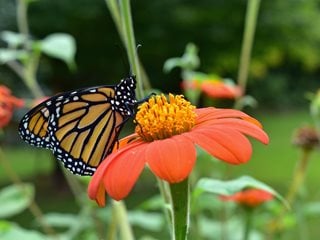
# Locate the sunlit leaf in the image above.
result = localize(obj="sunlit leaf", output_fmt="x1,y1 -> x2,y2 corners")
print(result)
0,31 -> 27,48
163,43 -> 200,73
0,49 -> 27,64
40,33 -> 76,70
163,58 -> 183,73
0,183 -> 34,218
195,176 -> 288,208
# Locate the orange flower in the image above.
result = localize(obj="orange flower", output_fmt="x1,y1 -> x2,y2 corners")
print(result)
220,189 -> 274,208
180,79 -> 201,90
88,94 -> 269,206
0,85 -> 24,128
201,80 -> 242,99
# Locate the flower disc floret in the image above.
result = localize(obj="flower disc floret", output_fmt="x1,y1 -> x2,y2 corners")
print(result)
135,94 -> 196,141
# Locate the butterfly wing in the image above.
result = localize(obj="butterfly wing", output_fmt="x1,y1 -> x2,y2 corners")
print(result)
19,86 -> 127,176
19,102 -> 52,149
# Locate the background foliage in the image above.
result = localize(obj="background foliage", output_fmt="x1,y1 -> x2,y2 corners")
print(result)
1,0 -> 320,108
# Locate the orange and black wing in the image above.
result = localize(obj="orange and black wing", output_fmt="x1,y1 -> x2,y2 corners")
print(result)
19,87 -> 125,176
19,76 -> 137,176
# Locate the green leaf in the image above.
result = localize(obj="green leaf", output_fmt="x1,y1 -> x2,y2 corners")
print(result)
163,43 -> 200,73
195,176 -> 288,209
198,216 -> 263,240
0,183 -> 35,218
42,213 -> 78,228
138,195 -> 164,211
163,58 -> 184,73
0,49 -> 27,64
0,221 -> 48,240
303,202 -> 320,217
40,33 -> 76,70
235,95 -> 258,109
0,31 -> 27,48
128,211 -> 164,232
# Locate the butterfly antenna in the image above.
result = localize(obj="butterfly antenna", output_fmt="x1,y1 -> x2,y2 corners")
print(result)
114,43 -> 131,77
130,44 -> 142,76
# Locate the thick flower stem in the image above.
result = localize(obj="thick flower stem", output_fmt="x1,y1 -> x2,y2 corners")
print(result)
119,0 -> 143,99
112,200 -> 135,240
268,148 -> 311,236
237,0 -> 261,91
169,178 -> 190,240
17,0 -> 29,43
13,0 -> 44,98
157,179 -> 173,234
243,208 -> 254,240
235,0 -> 261,110
286,148 -> 311,204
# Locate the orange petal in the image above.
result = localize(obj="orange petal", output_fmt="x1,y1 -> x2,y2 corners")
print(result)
195,107 -> 248,120
194,108 -> 269,145
104,141 -> 147,200
88,153 -> 115,206
195,107 -> 262,128
186,128 -> 252,164
146,135 -> 196,183
195,118 -> 269,145
95,182 -> 106,207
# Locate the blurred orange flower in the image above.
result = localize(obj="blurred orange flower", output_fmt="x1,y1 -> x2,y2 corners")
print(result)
32,96 -> 50,107
180,79 -> 200,90
220,189 -> 274,208
88,94 -> 269,206
201,80 -> 243,99
0,85 -> 24,128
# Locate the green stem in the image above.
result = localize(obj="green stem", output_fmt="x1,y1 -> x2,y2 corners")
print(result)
105,0 -> 124,42
112,200 -> 135,240
12,0 -> 44,97
16,0 -> 29,40
236,0 -> 261,93
243,208 -> 254,240
267,148 -> 311,236
157,178 -> 173,235
106,204 -> 118,240
106,0 -> 151,94
119,0 -> 143,99
169,178 -> 190,240
23,52 -> 45,98
286,148 -> 311,204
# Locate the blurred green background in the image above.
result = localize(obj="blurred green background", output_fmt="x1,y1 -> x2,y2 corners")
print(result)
1,0 -> 320,239
1,0 -> 320,108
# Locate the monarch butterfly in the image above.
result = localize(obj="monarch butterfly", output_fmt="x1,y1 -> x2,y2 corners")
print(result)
19,76 -> 138,176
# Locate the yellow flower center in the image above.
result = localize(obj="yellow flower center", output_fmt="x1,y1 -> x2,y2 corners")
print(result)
135,94 -> 196,141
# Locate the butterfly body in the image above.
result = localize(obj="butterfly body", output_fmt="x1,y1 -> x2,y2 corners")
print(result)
19,76 -> 137,176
